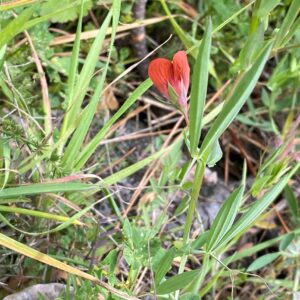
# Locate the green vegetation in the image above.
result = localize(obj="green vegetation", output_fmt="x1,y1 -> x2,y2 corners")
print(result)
0,0 -> 299,299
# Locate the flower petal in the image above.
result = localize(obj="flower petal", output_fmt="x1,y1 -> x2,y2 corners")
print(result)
148,58 -> 173,98
172,51 -> 190,95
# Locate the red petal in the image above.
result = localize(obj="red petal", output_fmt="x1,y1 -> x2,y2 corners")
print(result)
148,58 -> 173,98
172,51 -> 190,95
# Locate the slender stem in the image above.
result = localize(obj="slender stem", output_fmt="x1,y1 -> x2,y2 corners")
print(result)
182,160 -> 206,244
175,159 -> 206,299
193,252 -> 210,293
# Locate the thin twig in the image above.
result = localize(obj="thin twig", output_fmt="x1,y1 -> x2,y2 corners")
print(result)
23,30 -> 53,143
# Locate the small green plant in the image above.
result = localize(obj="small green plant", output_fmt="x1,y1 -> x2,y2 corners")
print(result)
0,0 -> 299,299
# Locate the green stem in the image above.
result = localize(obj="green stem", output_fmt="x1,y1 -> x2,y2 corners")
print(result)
175,159 -> 206,299
182,160 -> 206,244
193,252 -> 210,294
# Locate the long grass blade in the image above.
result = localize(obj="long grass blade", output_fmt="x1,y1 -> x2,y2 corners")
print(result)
62,0 -> 121,168
216,162 -> 300,251
189,18 -> 212,157
60,10 -> 112,136
0,182 -> 97,199
198,43 -> 272,159
74,79 -> 152,169
0,4 -> 36,48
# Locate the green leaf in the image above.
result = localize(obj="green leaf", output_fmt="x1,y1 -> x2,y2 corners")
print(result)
181,293 -> 200,300
62,0 -> 121,168
156,269 -> 200,295
0,0 -> 38,11
60,10 -> 112,138
206,140 -> 222,168
236,20 -> 264,70
280,17 -> 300,47
102,140 -> 182,186
0,4 -> 36,48
284,185 -> 299,220
74,79 -> 152,170
102,249 -> 118,285
199,42 -> 272,159
256,0 -> 280,17
247,253 -> 280,272
222,232 -> 288,265
159,0 -> 194,53
216,162 -> 300,251
0,182 -> 97,199
155,247 -> 176,285
279,233 -> 295,251
189,18 -> 212,157
40,0 -> 92,23
0,205 -> 82,225
206,185 -> 245,251
0,138 -> 10,190
64,0 -> 84,110
191,231 -> 209,250
274,0 -> 300,48
0,194 -> 111,236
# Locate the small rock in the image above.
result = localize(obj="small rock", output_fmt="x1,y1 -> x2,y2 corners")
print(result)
3,283 -> 73,300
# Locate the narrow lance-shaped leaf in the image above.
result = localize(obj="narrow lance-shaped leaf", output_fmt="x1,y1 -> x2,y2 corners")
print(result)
0,205 -> 82,225
0,139 -> 10,190
189,18 -> 212,157
199,42 -> 272,159
101,139 -> 182,186
60,10 -> 112,136
0,233 -> 138,300
159,0 -> 194,53
62,0 -> 120,168
247,253 -> 280,272
74,79 -> 152,170
155,247 -> 176,285
273,0 -> 300,49
206,162 -> 246,251
215,162 -> 300,251
64,0 -> 84,110
0,182 -> 97,199
156,269 -> 200,295
284,185 -> 299,219
0,4 -> 36,48
0,195 -> 111,236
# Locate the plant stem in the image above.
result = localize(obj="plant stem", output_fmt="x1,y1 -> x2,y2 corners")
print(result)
193,252 -> 210,293
182,159 -> 206,244
175,159 -> 206,299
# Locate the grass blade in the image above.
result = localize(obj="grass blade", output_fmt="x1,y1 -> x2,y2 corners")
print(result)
0,0 -> 37,11
199,42 -> 272,159
216,162 -> 300,251
0,205 -> 82,225
206,163 -> 246,251
60,10 -> 112,136
102,140 -> 182,186
0,182 -> 97,199
0,233 -> 138,300
62,0 -> 121,168
0,4 -> 36,48
274,0 -> 300,49
0,138 -> 10,190
64,0 -> 84,111
74,79 -> 152,170
189,18 -> 212,157
156,269 -> 200,294
159,0 -> 194,52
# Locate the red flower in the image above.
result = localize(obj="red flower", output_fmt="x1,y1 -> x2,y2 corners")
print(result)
148,51 -> 190,109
